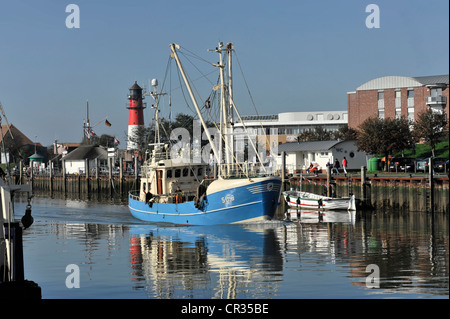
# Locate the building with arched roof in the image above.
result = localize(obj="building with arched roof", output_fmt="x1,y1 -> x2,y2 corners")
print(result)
347,75 -> 449,129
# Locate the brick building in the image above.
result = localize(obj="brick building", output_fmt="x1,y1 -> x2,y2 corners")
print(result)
347,75 -> 449,129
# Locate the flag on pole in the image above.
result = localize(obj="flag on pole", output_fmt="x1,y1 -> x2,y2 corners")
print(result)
114,137 -> 120,145
105,119 -> 112,127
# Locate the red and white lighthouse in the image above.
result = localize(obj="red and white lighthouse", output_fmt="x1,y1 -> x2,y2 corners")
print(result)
127,81 -> 146,150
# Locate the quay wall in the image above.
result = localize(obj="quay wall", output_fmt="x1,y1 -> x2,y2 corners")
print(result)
15,174 -> 138,201
288,175 -> 449,213
14,173 -> 449,213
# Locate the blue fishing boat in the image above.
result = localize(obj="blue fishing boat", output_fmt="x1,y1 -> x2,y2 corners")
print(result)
128,42 -> 281,225
129,176 -> 281,225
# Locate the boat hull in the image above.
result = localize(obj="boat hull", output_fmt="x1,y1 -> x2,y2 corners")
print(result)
129,177 -> 282,225
283,191 -> 356,211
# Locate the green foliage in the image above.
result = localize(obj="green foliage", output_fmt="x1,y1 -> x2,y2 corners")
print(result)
297,125 -> 357,142
397,139 -> 449,159
412,108 -> 448,157
356,116 -> 414,157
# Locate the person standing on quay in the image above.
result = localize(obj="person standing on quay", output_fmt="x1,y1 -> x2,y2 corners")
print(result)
342,157 -> 348,175
333,158 -> 340,174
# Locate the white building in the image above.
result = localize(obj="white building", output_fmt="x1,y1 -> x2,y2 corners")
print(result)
277,140 -> 370,174
235,111 -> 348,144
62,145 -> 108,174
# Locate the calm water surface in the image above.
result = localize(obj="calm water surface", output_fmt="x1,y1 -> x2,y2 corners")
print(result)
15,196 -> 448,299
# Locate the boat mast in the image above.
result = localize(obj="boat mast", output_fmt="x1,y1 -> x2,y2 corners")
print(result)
210,42 -> 235,176
85,100 -> 90,145
169,43 -> 221,167
225,43 -> 234,172
147,78 -> 166,148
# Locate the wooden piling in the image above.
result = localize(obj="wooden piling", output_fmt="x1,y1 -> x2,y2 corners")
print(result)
326,165 -> 331,197
429,157 -> 434,213
281,151 -> 286,191
361,166 -> 367,205
119,157 -> 123,195
49,161 -> 53,195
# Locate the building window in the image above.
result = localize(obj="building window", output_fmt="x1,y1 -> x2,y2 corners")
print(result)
378,91 -> 384,119
430,87 -> 442,97
407,89 -> 414,107
408,107 -> 414,122
395,90 -> 402,119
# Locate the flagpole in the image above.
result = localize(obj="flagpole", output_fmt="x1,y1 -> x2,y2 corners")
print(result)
87,100 -> 90,145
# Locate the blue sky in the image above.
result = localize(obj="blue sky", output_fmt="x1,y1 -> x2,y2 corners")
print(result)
0,0 -> 448,146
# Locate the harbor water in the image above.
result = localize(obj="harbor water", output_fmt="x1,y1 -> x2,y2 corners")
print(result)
15,195 -> 448,299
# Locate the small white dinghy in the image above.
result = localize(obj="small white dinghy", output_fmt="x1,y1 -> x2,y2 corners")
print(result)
282,190 -> 356,211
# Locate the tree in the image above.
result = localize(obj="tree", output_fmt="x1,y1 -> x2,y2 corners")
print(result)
81,134 -> 115,148
297,125 -> 332,142
333,125 -> 358,141
412,108 -> 448,157
296,125 -> 357,142
356,116 -> 414,170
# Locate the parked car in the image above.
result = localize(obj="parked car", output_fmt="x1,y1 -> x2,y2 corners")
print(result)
416,157 -> 449,173
433,157 -> 448,173
416,158 -> 429,172
389,157 -> 415,172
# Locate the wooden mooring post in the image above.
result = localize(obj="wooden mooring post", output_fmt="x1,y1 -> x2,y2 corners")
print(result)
326,165 -> 332,197
49,160 -> 53,195
428,157 -> 435,213
281,151 -> 286,192
361,166 -> 367,205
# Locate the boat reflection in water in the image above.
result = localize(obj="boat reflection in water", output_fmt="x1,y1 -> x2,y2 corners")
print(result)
285,209 -> 356,224
129,223 -> 284,298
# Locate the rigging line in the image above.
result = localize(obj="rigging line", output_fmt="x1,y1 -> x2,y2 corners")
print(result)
180,52 -> 216,86
204,102 -> 250,180
166,69 -> 218,93
175,65 -> 197,116
234,51 -> 270,146
179,51 -> 213,101
179,45 -> 215,66
156,56 -> 173,96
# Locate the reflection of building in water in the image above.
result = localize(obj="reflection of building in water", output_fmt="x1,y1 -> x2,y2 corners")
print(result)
53,222 -> 128,265
275,211 -> 449,295
129,227 -> 283,299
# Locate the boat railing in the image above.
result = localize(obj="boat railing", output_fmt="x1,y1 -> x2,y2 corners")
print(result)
129,189 -> 198,203
152,150 -> 170,161
129,191 -> 140,201
218,162 -> 274,178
